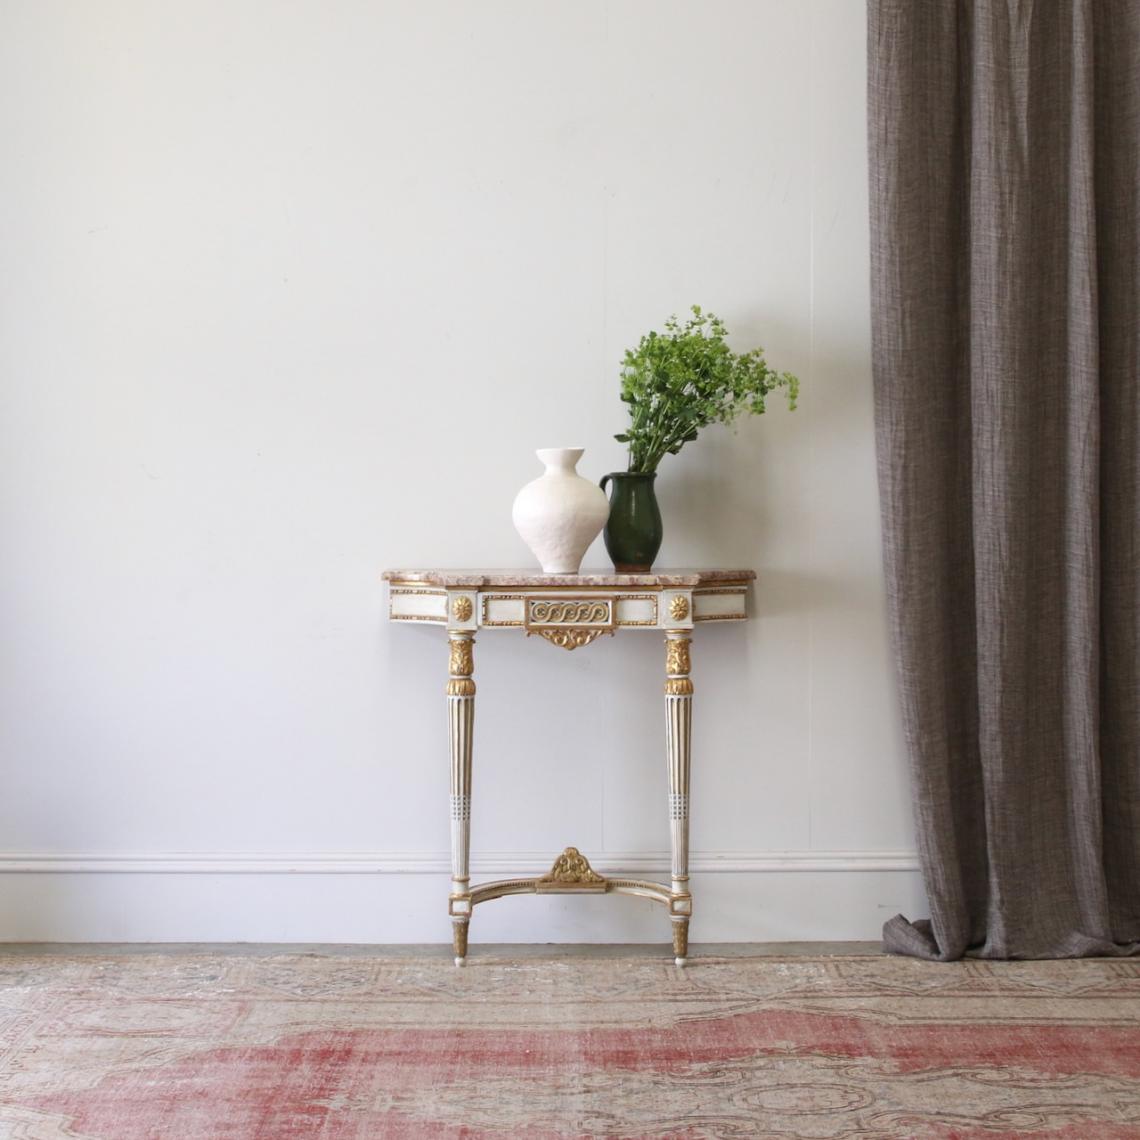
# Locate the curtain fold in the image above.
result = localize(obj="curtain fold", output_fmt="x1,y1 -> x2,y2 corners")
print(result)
868,0 -> 1139,960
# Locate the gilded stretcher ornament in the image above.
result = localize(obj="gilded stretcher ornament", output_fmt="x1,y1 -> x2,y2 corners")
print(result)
536,847 -> 606,892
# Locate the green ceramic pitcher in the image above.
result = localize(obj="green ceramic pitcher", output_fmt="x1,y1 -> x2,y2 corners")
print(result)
599,472 -> 663,573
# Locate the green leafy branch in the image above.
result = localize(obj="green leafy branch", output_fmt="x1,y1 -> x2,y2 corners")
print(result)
614,305 -> 798,474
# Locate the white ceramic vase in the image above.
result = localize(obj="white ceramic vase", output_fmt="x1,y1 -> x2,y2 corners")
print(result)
512,447 -> 610,574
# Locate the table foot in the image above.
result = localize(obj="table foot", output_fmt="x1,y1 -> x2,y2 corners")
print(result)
452,919 -> 469,966
672,917 -> 689,962
675,956 -> 687,968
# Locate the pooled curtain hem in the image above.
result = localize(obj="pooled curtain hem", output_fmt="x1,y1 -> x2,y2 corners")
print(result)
883,915 -> 1140,962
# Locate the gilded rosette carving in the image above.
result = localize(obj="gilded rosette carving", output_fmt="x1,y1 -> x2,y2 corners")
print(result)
451,596 -> 473,622
540,847 -> 605,885
449,635 -> 474,676
666,637 -> 691,676
668,595 -> 690,621
536,628 -> 609,650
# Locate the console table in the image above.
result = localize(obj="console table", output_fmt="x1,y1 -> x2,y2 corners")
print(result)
383,568 -> 754,966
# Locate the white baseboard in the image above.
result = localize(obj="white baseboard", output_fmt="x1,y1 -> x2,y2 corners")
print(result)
0,849 -> 920,875
0,851 -> 926,943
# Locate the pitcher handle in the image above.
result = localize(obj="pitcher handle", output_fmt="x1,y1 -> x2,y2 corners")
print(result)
600,473 -> 612,498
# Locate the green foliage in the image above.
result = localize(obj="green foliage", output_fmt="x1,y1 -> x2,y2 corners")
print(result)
615,305 -> 799,474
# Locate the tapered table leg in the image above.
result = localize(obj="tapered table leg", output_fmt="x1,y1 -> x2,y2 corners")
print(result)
665,631 -> 693,966
447,632 -> 475,966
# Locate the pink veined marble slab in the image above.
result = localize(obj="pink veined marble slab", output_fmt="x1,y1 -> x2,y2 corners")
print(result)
382,569 -> 755,587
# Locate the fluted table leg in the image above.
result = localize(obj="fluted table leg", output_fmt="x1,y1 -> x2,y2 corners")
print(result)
665,631 -> 693,966
447,632 -> 475,966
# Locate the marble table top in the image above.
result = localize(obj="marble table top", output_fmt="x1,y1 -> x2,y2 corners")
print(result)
382,568 -> 756,588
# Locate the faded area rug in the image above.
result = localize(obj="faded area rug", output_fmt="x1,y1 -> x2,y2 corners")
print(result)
1,952 -> 1138,1139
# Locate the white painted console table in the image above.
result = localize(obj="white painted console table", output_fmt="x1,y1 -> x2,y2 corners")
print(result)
383,568 -> 754,966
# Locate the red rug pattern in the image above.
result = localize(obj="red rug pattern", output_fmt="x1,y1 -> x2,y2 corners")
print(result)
0,952 -> 1138,1138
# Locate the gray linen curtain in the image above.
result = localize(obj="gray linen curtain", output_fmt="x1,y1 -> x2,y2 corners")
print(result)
868,0 -> 1139,960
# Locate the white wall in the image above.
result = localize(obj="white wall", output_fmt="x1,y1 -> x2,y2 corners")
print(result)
0,0 -> 924,942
